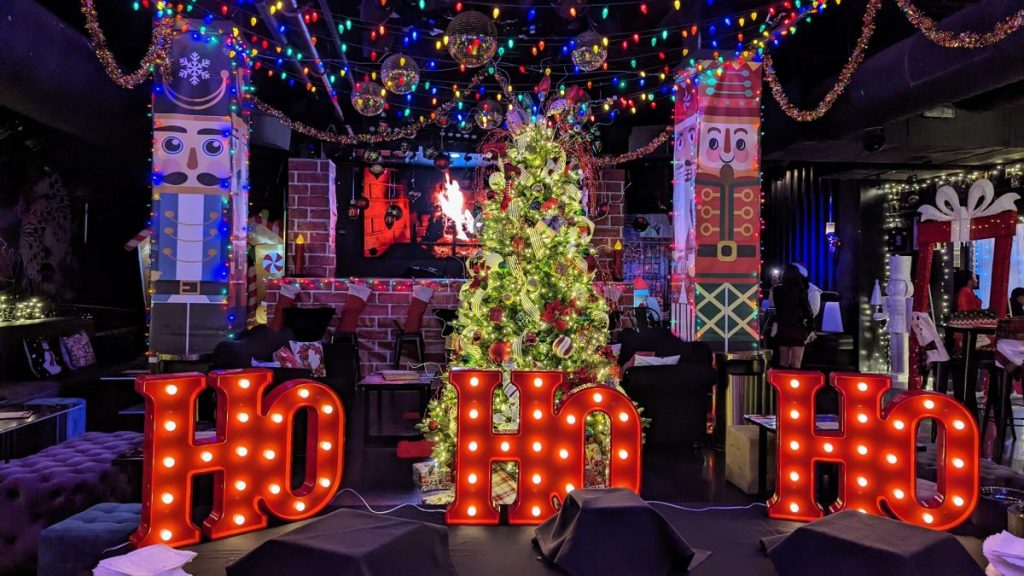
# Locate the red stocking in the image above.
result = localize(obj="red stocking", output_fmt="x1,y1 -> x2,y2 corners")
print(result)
270,284 -> 300,332
404,285 -> 434,332
338,284 -> 372,332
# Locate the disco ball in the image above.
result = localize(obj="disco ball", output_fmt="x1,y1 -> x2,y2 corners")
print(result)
572,31 -> 607,72
474,99 -> 504,130
351,81 -> 386,116
446,11 -> 497,68
381,53 -> 420,95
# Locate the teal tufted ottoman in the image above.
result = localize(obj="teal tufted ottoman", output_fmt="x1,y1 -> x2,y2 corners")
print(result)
38,502 -> 141,576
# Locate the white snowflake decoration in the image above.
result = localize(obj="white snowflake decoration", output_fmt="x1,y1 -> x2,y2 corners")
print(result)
178,52 -> 211,86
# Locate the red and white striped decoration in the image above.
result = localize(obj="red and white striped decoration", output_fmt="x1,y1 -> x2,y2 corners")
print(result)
247,262 -> 258,320
124,228 -> 152,251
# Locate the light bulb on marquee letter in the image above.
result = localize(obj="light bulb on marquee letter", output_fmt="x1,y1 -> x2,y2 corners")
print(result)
768,370 -> 979,531
131,369 -> 346,547
447,370 -> 642,525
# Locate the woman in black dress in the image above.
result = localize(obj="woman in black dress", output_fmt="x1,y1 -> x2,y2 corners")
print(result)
772,264 -> 814,368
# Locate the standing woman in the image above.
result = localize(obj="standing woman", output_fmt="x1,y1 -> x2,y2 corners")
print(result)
772,264 -> 815,368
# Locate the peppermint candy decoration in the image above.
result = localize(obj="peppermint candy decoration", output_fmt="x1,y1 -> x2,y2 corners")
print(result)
262,252 -> 284,275
552,334 -> 573,358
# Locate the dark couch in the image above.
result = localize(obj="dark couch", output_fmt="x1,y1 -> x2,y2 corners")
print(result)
0,317 -> 146,432
617,328 -> 718,448
210,326 -> 359,411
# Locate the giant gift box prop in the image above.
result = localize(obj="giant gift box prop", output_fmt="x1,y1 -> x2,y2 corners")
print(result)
909,180 -> 1019,389
768,370 -> 979,531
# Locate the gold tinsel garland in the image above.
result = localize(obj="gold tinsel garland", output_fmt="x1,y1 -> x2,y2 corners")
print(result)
894,0 -> 1024,49
594,125 -> 674,167
763,0 -> 882,122
81,0 -> 176,89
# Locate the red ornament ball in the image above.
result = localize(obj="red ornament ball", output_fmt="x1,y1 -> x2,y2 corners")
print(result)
488,340 -> 512,364
488,306 -> 504,323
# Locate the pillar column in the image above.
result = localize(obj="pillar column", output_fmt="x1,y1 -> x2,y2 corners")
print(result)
287,159 -> 337,278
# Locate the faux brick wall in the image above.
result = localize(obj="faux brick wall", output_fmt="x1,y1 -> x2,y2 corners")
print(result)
592,169 -> 626,278
287,159 -> 337,278
266,278 -> 634,376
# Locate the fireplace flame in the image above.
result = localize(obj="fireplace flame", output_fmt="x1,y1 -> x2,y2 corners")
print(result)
439,173 -> 474,240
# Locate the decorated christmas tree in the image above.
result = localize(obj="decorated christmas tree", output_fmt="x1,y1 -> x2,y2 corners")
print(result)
420,97 -> 638,487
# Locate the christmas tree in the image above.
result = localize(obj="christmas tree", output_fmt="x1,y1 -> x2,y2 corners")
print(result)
420,102 -> 635,483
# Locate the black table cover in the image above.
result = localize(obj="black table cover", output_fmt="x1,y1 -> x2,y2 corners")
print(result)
766,510 -> 984,576
225,509 -> 457,576
534,488 -> 697,576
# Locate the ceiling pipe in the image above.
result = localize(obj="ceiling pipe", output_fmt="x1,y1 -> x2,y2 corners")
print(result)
315,0 -> 356,136
765,0 -> 1024,152
0,0 -> 147,144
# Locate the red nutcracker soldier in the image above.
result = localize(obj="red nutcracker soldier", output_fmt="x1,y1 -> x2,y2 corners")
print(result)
675,61 -> 763,349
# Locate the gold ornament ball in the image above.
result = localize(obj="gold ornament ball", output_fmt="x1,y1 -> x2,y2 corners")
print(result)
381,53 -> 420,95
446,11 -> 498,68
351,81 -> 386,116
572,31 -> 607,72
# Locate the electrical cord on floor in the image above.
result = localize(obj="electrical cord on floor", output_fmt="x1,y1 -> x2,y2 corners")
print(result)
335,488 -> 446,515
646,501 -> 768,513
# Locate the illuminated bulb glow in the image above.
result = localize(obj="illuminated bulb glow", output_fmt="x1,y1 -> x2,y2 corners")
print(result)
559,449 -> 569,459
271,413 -> 284,423
470,377 -> 479,387
789,502 -> 800,513
857,477 -> 868,487
857,382 -> 868,392
952,496 -> 965,507
533,409 -> 543,420
320,441 -> 332,451
263,449 -> 276,460
532,441 -> 542,452
467,473 -> 478,484
163,457 -> 175,468
238,378 -> 251,389
789,440 -> 800,451
823,443 -> 834,453
236,446 -> 248,457
619,412 -> 629,422
294,501 -> 306,512
467,506 -> 477,517
565,483 -> 575,492
161,493 -> 174,504
237,412 -> 249,423
566,415 -> 577,425
923,399 -> 935,409
500,441 -> 511,452
200,451 -> 213,462
857,413 -> 868,424
952,458 -> 965,469
593,392 -> 604,403
531,506 -> 542,517
159,529 -> 173,542
233,514 -> 245,525
953,420 -> 966,430
789,379 -> 800,389
469,409 -> 479,419
322,405 -> 334,414
234,480 -> 247,491
857,445 -> 868,455
532,474 -> 542,485
468,441 -> 479,452
789,409 -> 800,420
886,454 -> 898,464
893,488 -> 905,499
789,471 -> 800,482
923,513 -> 934,524
298,388 -> 310,399
165,384 -> 178,395
164,421 -> 177,432
269,484 -> 281,494
319,478 -> 331,488
893,420 -> 905,430
533,377 -> 543,388
618,449 -> 629,460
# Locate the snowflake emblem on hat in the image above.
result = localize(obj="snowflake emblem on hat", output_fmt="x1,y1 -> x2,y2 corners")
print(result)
179,52 -> 211,86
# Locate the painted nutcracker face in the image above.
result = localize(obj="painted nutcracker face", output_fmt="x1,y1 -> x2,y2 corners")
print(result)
674,115 -> 697,185
699,121 -> 757,172
154,114 -> 231,190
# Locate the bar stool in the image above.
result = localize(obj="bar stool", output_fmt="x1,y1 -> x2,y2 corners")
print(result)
392,285 -> 433,369
334,283 -> 372,380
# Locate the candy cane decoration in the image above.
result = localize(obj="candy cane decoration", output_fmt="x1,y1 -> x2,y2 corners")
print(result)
124,228 -> 152,251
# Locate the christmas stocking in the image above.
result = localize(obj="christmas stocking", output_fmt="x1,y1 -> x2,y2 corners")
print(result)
404,285 -> 435,333
338,284 -> 372,332
270,284 -> 300,332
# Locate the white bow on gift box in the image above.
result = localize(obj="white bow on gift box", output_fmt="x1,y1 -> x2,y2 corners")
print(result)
918,179 -> 1020,243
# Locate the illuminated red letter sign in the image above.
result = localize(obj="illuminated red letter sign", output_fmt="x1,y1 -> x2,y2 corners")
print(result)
131,369 -> 345,547
768,370 -> 979,530
447,370 -> 642,525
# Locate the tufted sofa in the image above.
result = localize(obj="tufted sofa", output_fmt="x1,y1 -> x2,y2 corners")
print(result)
0,430 -> 142,575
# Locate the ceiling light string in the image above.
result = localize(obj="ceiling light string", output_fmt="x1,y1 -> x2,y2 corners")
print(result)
894,0 -> 1024,49
762,0 -> 882,122
80,0 -> 176,89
